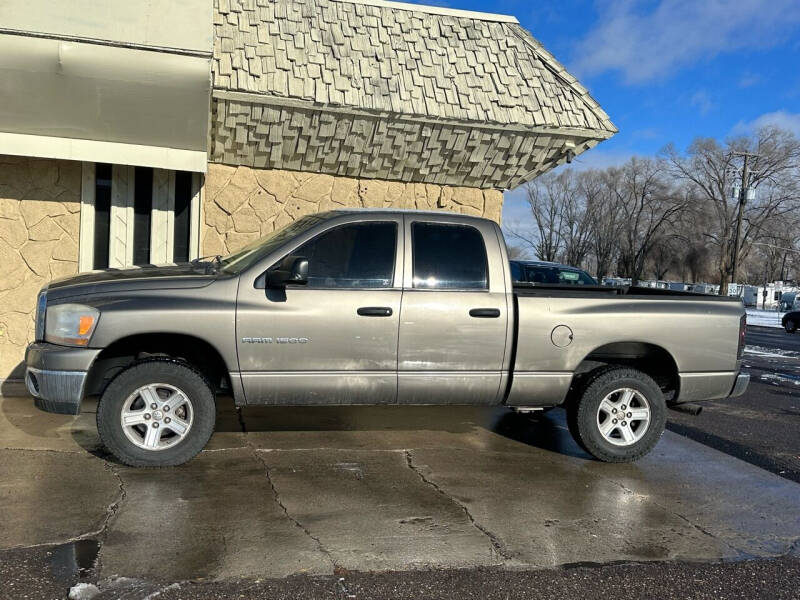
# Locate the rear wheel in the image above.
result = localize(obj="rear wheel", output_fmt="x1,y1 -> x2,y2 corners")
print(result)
567,367 -> 666,462
97,361 -> 215,467
785,320 -> 796,333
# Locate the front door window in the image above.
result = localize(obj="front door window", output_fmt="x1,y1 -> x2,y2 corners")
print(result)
292,222 -> 397,289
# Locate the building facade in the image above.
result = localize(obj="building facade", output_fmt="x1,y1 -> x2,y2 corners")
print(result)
0,0 -> 615,383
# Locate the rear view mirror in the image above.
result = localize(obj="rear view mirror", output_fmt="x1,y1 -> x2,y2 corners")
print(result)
266,256 -> 309,288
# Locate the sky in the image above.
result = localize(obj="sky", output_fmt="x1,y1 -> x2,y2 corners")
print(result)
403,0 -> 800,231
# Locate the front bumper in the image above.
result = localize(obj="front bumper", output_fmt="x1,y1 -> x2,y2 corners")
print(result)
26,367 -> 87,415
25,343 -> 101,415
728,372 -> 750,398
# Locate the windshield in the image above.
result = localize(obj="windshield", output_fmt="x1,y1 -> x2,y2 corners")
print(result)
218,213 -> 330,274
523,265 -> 597,286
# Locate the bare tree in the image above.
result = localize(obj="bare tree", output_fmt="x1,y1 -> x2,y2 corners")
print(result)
584,170 -> 622,281
666,126 -> 800,294
560,172 -> 595,268
682,242 -> 711,283
505,174 -> 566,261
649,235 -> 681,280
505,242 -> 530,260
741,214 -> 800,284
607,157 -> 688,286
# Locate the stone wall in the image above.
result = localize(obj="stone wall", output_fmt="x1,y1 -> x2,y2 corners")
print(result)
0,156 -> 81,380
202,164 -> 503,256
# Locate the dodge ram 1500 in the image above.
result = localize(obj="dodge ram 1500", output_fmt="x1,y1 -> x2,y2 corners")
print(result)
26,209 -> 748,466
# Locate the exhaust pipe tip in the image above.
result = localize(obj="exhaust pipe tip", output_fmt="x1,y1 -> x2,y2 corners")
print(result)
669,402 -> 703,416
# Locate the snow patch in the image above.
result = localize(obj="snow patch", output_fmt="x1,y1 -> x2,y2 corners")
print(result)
759,372 -> 800,386
143,583 -> 181,599
745,309 -> 785,329
68,583 -> 100,600
744,345 -> 800,359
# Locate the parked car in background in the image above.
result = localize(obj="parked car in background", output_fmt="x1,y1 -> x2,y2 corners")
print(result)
782,311 -> 800,333
510,260 -> 598,286
779,291 -> 798,312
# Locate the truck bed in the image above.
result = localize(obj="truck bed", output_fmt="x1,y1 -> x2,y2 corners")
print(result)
506,285 -> 745,407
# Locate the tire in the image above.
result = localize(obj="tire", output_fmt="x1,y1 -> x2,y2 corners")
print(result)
785,320 -> 796,334
566,366 -> 666,463
97,360 -> 216,467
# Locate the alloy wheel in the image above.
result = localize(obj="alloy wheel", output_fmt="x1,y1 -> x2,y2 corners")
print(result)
120,383 -> 194,451
596,388 -> 651,447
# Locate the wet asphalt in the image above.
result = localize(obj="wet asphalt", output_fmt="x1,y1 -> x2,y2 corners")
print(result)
2,542 -> 799,600
668,325 -> 800,483
1,325 -> 799,599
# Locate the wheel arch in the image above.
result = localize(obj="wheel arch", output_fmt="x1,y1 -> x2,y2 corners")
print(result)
85,333 -> 233,399
573,341 -> 680,401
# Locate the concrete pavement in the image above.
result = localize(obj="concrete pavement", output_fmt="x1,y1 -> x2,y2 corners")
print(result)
666,325 -> 800,483
2,394 -> 799,591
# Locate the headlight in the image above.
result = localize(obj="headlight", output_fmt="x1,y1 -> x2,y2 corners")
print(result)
45,304 -> 100,347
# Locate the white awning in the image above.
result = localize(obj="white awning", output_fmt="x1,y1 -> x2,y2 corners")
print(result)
0,0 -> 212,172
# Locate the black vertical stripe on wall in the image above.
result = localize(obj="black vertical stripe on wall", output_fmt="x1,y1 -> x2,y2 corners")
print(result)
173,171 -> 192,263
93,164 -> 112,270
133,167 -> 153,265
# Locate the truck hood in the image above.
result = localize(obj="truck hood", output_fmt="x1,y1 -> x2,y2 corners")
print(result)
46,264 -> 220,300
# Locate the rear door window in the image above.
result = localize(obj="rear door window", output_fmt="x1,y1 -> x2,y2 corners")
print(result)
411,223 -> 488,290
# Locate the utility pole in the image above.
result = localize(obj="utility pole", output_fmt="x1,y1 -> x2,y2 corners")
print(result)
730,151 -> 758,290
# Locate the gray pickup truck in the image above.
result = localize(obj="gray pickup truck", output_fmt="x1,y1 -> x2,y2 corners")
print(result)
26,209 -> 748,466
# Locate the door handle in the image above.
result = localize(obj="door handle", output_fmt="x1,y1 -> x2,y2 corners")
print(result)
357,306 -> 393,317
469,308 -> 501,318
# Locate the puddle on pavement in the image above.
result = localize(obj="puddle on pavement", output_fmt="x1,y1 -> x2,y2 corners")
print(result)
49,539 -> 100,586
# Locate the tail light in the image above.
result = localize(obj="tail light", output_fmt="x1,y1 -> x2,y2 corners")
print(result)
738,314 -> 746,359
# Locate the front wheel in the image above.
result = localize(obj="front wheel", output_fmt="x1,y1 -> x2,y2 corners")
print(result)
785,320 -> 796,333
97,360 -> 216,467
567,367 -> 666,463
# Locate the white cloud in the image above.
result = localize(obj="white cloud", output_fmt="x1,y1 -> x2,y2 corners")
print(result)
731,110 -> 800,137
689,90 -> 714,116
572,0 -> 800,84
738,72 -> 761,88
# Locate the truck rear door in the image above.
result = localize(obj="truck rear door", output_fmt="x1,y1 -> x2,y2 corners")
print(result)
396,214 -> 509,404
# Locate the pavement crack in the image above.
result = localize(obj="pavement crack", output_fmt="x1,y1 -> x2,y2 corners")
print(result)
0,447 -> 84,454
96,462 -> 126,541
87,462 -> 127,576
6,463 -> 130,564
248,444 -> 338,571
606,479 -> 748,559
236,406 -> 247,433
782,536 -> 800,558
404,450 -> 512,562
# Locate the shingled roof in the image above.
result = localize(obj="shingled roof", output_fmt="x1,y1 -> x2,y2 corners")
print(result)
209,0 -> 616,189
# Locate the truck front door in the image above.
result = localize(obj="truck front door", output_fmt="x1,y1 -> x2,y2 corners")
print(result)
236,217 -> 403,405
397,216 -> 509,404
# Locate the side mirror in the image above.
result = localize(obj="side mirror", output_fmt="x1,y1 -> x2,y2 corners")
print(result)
266,256 -> 308,288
